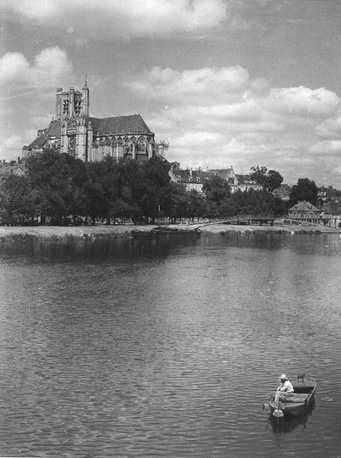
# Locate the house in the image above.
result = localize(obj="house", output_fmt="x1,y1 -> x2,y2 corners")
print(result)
209,166 -> 239,191
169,164 -> 210,193
235,174 -> 262,192
169,164 -> 263,194
288,201 -> 321,223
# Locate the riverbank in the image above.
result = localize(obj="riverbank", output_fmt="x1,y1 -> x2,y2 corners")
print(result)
0,222 -> 338,242
197,223 -> 338,234
0,224 -> 158,240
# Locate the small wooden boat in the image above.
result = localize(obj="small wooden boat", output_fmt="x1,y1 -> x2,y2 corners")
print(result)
265,375 -> 317,418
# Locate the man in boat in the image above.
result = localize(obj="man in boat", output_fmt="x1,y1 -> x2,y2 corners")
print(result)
277,374 -> 294,394
274,374 -> 294,404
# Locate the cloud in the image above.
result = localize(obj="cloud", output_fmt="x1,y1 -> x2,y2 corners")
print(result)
1,0 -> 229,39
0,47 -> 73,159
265,87 -> 339,118
127,66 -> 339,120
127,66 -> 252,103
172,131 -> 225,148
315,116 -> 341,139
0,52 -> 29,86
0,47 -> 73,89
128,65 -> 341,185
0,131 -> 35,159
1,135 -> 22,149
309,140 -> 341,156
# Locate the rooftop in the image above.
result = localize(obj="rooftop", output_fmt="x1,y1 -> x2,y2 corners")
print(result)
90,114 -> 152,136
26,114 -> 153,150
289,201 -> 320,212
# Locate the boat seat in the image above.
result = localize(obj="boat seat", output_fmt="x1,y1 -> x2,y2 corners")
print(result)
281,393 -> 308,403
293,386 -> 314,392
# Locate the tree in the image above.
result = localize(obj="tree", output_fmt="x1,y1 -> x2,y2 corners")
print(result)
250,166 -> 283,192
267,170 -> 284,192
289,178 -> 318,206
0,174 -> 34,224
187,189 -> 207,221
166,183 -> 189,222
202,175 -> 231,203
25,148 -> 87,223
83,161 -> 108,223
132,156 -> 171,223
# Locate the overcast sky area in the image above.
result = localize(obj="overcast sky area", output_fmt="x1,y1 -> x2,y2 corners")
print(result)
1,0 -> 341,186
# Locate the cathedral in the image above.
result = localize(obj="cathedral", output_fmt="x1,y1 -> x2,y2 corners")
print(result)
23,80 -> 162,162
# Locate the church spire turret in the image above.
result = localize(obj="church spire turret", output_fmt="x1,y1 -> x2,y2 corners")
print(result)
82,74 -> 89,116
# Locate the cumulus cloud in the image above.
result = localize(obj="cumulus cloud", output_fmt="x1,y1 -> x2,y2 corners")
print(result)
128,65 -> 341,184
0,47 -> 73,159
127,66 -> 338,118
266,87 -> 339,118
127,66 -> 252,103
315,116 -> 341,139
0,47 -> 73,89
1,0 -> 228,39
0,52 -> 29,86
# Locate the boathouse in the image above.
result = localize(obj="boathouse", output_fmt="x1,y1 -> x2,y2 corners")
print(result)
288,201 -> 321,224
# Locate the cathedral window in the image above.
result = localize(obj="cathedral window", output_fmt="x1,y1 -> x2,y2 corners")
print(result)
137,142 -> 146,153
63,100 -> 69,115
75,100 -> 82,115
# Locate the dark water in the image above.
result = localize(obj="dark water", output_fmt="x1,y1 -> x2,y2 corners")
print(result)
0,232 -> 341,457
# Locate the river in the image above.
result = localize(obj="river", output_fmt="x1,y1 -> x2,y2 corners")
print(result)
0,231 -> 340,457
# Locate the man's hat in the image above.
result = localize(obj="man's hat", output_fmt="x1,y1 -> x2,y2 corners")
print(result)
279,374 -> 287,380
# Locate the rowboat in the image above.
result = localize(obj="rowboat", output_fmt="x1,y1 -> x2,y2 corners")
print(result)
265,376 -> 317,418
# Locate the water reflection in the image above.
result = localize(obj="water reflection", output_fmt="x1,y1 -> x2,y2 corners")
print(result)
201,231 -> 341,256
0,231 -> 200,263
269,401 -> 315,434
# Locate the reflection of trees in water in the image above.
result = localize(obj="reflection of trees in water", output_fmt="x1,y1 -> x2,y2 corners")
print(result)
202,231 -> 341,256
0,232 -> 200,263
269,399 -> 315,435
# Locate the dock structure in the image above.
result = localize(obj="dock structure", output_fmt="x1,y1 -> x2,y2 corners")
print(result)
195,215 -> 341,230
221,217 -> 275,226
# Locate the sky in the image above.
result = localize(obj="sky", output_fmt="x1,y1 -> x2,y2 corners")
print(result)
1,0 -> 341,187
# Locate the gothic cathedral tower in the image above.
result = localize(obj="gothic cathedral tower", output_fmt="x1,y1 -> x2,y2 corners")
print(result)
57,78 -> 91,161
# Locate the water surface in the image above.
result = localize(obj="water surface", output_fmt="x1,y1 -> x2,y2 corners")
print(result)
0,232 -> 341,457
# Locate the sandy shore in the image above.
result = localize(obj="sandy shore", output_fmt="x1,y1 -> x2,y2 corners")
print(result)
0,222 -> 338,241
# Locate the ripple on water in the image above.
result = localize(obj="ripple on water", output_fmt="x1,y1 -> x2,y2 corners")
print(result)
0,234 -> 341,457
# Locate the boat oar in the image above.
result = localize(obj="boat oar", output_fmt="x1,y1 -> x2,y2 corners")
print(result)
273,389 -> 284,418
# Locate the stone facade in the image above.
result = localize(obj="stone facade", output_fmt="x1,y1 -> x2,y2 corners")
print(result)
23,81 -> 159,162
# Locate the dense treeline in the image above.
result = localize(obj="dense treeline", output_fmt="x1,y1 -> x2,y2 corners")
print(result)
288,178 -> 318,206
0,150 -> 287,225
